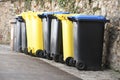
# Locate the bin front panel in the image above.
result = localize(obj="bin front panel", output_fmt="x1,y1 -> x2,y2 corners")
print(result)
15,20 -> 21,52
73,22 -> 79,61
50,19 -> 58,55
21,22 -> 27,51
31,15 -> 44,54
42,18 -> 51,53
57,20 -> 63,56
11,21 -> 16,51
62,20 -> 74,61
24,14 -> 33,52
13,20 -> 17,51
50,19 -> 63,57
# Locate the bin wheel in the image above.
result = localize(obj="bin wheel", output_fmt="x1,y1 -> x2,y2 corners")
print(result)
76,61 -> 86,70
65,57 -> 73,66
59,54 -> 64,63
29,50 -> 33,56
36,50 -> 42,57
39,51 -> 45,58
53,54 -> 60,62
20,47 -> 22,53
20,49 -> 24,53
24,48 -> 28,55
43,50 -> 47,58
69,58 -> 76,67
46,53 -> 52,60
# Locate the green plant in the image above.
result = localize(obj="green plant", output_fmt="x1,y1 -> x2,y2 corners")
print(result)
39,0 -> 45,8
35,0 -> 40,5
89,0 -> 92,5
34,0 -> 53,8
24,0 -> 32,11
57,0 -> 79,13
93,7 -> 101,13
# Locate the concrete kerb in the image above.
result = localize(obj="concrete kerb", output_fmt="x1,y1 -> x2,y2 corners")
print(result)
38,57 -> 120,80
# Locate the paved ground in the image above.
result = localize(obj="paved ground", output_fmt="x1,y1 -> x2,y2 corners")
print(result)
0,45 -> 120,80
0,45 -> 81,80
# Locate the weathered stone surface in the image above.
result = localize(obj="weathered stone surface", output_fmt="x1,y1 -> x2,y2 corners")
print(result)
0,1 -> 15,44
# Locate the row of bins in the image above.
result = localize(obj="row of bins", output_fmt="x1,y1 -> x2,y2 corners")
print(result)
12,11 -> 109,70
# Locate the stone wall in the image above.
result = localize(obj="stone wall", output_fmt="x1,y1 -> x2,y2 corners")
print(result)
0,1 -> 15,44
0,0 -> 120,71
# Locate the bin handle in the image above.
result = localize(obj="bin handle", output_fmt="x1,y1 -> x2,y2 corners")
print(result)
17,16 -> 25,22
48,15 -> 57,19
67,17 -> 77,22
38,15 -> 47,18
106,20 -> 110,22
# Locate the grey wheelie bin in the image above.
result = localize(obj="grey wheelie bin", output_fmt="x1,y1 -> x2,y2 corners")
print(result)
38,12 -> 53,59
49,15 -> 63,63
38,12 -> 69,60
17,16 -> 27,53
68,15 -> 109,70
14,16 -> 27,53
14,16 -> 22,52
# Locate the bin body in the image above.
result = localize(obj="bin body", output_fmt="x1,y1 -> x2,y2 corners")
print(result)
50,18 -> 63,62
10,19 -> 16,51
10,22 -> 14,51
22,12 -> 33,53
14,18 -> 22,52
31,14 -> 44,55
68,15 -> 107,70
20,19 -> 27,52
42,17 -> 51,55
62,20 -> 74,61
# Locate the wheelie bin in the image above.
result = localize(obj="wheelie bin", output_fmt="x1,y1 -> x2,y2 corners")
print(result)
68,15 -> 109,70
50,14 -> 78,63
14,16 -> 22,52
38,12 -> 69,59
54,14 -> 80,65
17,15 -> 27,53
49,15 -> 63,63
30,12 -> 44,56
22,11 -> 33,54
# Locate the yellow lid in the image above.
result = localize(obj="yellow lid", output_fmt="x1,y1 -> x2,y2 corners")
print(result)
20,11 -> 33,20
35,12 -> 44,15
54,14 -> 80,20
